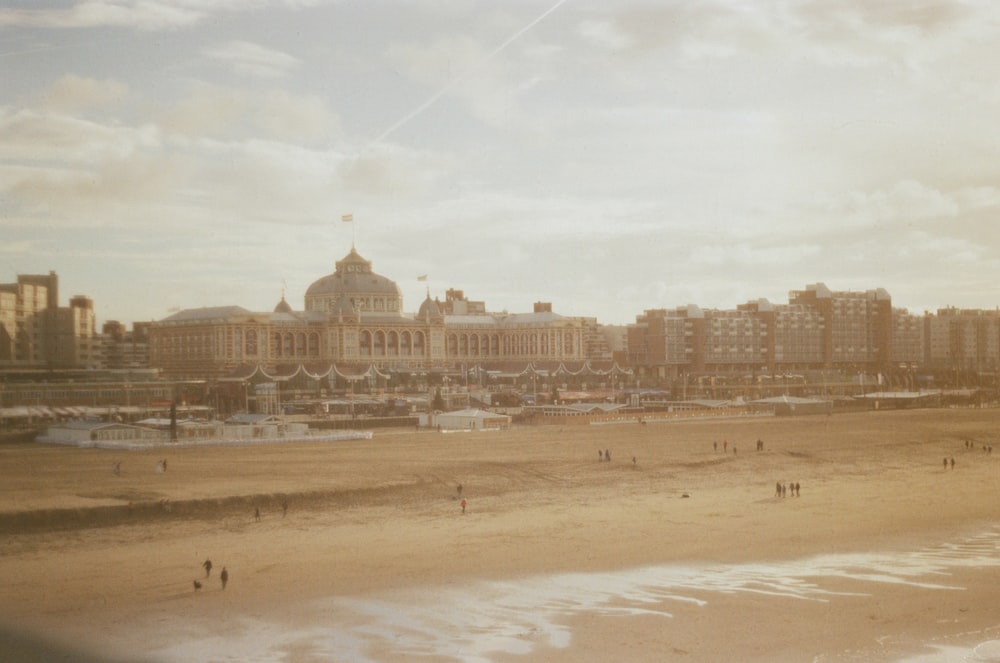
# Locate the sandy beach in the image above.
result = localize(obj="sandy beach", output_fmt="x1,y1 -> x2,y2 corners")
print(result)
2,408 -> 1000,662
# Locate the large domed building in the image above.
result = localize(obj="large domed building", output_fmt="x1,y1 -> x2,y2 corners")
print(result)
148,246 -> 608,378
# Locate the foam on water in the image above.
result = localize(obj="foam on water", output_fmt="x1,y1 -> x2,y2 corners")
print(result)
144,528 -> 1000,662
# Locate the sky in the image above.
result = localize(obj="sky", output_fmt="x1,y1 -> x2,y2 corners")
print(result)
2,0 -> 1000,327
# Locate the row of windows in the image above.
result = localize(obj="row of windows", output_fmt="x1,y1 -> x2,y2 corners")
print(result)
445,332 -> 579,357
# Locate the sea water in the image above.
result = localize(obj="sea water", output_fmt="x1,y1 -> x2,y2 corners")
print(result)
145,528 -> 1000,662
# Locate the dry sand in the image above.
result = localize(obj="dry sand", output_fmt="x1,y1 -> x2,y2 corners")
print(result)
1,408 -> 1000,662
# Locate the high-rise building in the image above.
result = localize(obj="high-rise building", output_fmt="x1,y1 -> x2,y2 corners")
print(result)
0,271 -> 98,369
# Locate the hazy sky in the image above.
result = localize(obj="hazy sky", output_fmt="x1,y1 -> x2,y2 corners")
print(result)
2,1 -> 999,326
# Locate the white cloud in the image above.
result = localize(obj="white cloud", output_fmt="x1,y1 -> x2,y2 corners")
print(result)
204,40 -> 301,78
33,74 -> 128,113
0,0 -> 325,31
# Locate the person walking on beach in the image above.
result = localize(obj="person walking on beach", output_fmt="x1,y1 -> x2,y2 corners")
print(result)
775,481 -> 782,497
254,506 -> 260,521
460,498 -> 467,514
605,449 -> 611,462
795,482 -> 800,496
944,457 -> 949,470
950,457 -> 955,469
203,559 -> 212,577
220,567 -> 228,589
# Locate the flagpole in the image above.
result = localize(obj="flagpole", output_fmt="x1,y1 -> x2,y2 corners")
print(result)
342,213 -> 355,246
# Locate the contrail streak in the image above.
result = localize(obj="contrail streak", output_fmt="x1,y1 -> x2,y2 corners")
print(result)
374,0 -> 570,144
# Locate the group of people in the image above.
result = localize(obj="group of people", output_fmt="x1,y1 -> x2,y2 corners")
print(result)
598,448 -> 611,462
194,558 -> 228,591
775,481 -> 800,497
963,439 -> 993,454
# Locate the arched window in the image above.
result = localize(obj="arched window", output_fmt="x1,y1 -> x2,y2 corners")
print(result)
374,330 -> 385,356
401,331 -> 412,355
447,334 -> 458,355
359,330 -> 372,356
387,331 -> 399,356
459,334 -> 469,356
296,333 -> 306,356
564,332 -> 574,355
413,331 -> 425,355
470,335 -> 480,356
246,329 -> 257,355
282,333 -> 293,357
308,332 -> 319,357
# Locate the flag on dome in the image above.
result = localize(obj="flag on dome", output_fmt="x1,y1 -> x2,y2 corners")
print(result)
341,213 -> 353,222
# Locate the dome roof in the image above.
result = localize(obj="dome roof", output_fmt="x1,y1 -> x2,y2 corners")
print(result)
417,295 -> 442,320
304,247 -> 404,316
305,247 -> 402,299
273,296 -> 293,313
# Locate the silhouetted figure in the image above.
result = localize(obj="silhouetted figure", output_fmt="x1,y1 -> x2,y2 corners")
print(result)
795,482 -> 800,496
713,441 -> 718,452
599,449 -> 603,461
604,449 -> 611,462
950,457 -> 955,469
193,580 -> 202,591
460,498 -> 467,514
254,506 -> 260,522
457,484 -> 463,497
220,567 -> 228,589
113,461 -> 121,476
632,456 -> 637,467
203,559 -> 212,577
776,481 -> 782,497
944,457 -> 949,470
282,501 -> 288,517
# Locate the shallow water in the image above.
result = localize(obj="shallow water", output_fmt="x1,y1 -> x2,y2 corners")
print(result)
145,528 -> 1000,662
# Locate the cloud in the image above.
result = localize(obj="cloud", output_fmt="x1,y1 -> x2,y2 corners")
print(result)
0,1 -> 325,31
204,40 -> 301,78
32,75 -> 128,113
0,107 -> 160,164
0,1 -> 204,30
255,90 -> 341,142
156,84 -> 339,143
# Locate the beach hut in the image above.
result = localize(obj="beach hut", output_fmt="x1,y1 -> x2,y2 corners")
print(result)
429,408 -> 511,431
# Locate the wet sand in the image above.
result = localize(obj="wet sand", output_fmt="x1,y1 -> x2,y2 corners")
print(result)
1,408 -> 999,661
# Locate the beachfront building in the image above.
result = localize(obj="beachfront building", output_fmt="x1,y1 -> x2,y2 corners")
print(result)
0,271 -> 99,370
148,246 -> 610,379
926,307 -> 1000,372
628,283 -> 898,381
